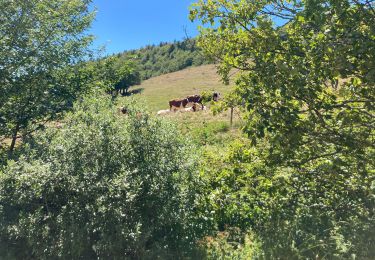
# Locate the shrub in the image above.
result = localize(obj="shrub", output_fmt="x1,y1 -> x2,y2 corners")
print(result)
0,95 -> 200,259
197,140 -> 375,259
200,229 -> 262,260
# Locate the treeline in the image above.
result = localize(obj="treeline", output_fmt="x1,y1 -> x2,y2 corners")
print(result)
92,38 -> 212,95
114,38 -> 211,80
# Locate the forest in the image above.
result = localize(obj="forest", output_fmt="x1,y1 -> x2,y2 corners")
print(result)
117,38 -> 211,80
0,0 -> 374,259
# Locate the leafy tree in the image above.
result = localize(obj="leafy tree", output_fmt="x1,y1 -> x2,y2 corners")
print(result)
191,0 -> 375,258
94,57 -> 141,95
0,0 -> 94,155
0,94 -> 200,259
114,62 -> 141,95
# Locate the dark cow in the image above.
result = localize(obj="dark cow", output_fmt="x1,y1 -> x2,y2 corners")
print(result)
187,92 -> 220,109
187,94 -> 204,109
169,98 -> 189,111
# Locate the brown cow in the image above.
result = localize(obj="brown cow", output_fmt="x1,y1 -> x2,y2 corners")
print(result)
187,94 -> 203,109
169,98 -> 189,111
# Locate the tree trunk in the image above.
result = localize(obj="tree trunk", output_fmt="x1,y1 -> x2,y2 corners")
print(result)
8,123 -> 20,155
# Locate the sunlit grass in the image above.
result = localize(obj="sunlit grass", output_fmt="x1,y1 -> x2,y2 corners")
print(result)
125,64 -> 232,112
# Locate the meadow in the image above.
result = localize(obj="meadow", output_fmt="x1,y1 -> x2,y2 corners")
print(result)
119,63 -> 244,150
130,64 -> 231,111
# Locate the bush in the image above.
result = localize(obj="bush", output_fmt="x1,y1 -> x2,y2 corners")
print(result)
200,229 -> 262,260
197,140 -> 375,259
0,95 -> 200,259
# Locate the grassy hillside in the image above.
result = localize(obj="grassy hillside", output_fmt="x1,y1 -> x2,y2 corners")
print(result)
128,64 -> 231,111
119,63 -> 243,148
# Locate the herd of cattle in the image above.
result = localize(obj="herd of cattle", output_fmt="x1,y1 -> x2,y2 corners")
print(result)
157,92 -> 220,115
119,92 -> 220,116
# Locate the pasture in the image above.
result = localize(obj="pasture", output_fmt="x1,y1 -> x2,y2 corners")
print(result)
118,63 -> 243,148
129,64 -> 231,111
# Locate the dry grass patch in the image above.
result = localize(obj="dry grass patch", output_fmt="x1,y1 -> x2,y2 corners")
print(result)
127,64 -> 232,111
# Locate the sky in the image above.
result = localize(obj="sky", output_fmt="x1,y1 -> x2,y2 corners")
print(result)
89,0 -> 200,55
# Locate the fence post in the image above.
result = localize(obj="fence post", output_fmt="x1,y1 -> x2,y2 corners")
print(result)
230,107 -> 234,127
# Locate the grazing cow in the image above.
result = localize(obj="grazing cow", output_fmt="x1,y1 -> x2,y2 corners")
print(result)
157,109 -> 171,115
169,98 -> 189,111
187,94 -> 204,109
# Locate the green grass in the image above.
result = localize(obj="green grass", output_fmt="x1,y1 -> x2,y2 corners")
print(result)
1,65 -> 242,151
162,108 -> 245,148
117,64 -> 244,148
126,64 -> 231,112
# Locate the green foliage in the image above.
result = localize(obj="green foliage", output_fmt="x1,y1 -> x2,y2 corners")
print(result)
0,0 -> 95,154
191,0 -> 375,258
0,94 -> 200,259
198,140 -> 375,258
201,90 -> 214,103
116,38 -> 211,80
94,56 -> 141,95
201,229 -> 262,260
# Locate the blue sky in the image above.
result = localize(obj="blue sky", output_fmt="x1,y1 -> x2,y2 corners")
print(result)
90,0 -> 200,55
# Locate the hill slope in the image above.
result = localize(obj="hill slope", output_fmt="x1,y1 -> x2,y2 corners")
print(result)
130,64 -> 231,111
116,38 -> 211,80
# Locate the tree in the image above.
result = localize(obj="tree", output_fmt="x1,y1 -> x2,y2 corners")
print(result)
0,94 -> 200,259
191,0 -> 375,258
114,61 -> 141,95
95,57 -> 141,95
0,0 -> 95,155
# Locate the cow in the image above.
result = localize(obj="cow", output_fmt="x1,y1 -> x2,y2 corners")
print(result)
186,94 -> 204,109
157,109 -> 171,115
187,92 -> 220,109
169,98 -> 189,111
181,103 -> 197,113
196,105 -> 207,111
180,107 -> 193,113
192,103 -> 197,112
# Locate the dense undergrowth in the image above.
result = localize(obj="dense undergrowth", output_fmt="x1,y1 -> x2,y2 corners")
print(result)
1,93 -> 373,259
0,95 -> 202,259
